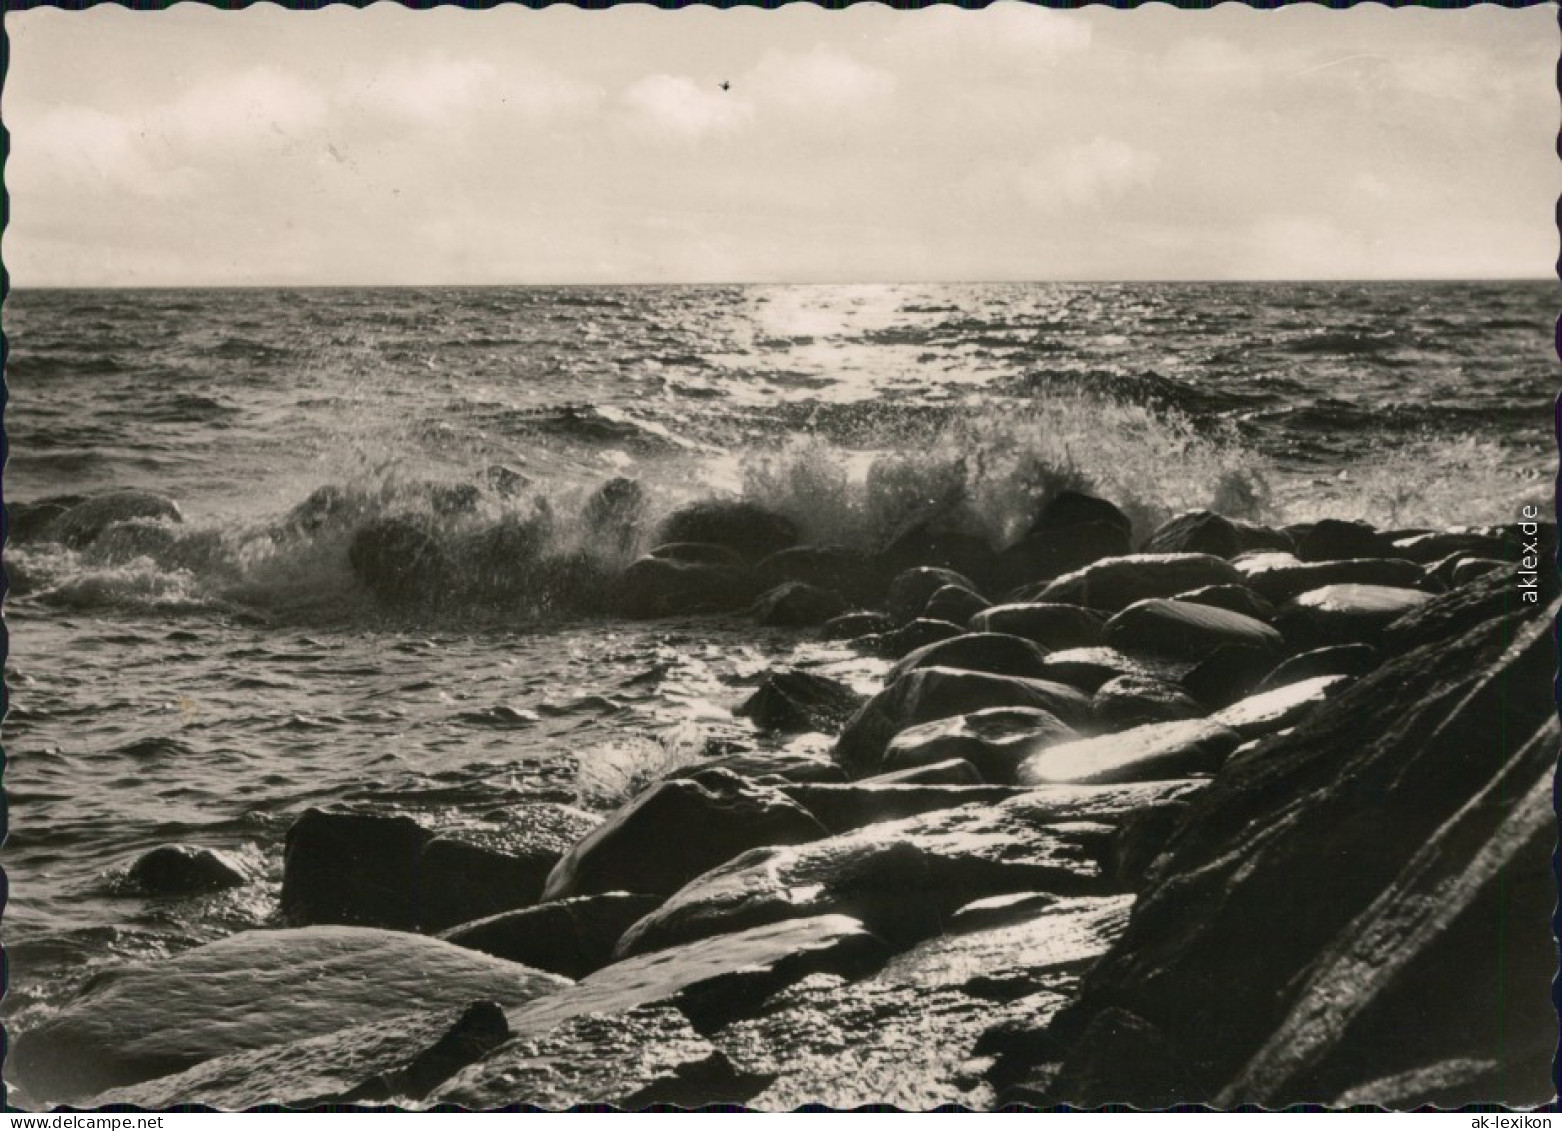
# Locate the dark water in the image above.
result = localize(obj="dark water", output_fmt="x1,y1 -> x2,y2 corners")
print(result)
2,281 -> 1553,1090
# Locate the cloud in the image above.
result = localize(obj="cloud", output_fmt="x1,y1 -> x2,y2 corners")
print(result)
620,74 -> 752,142
348,55 -> 601,126
890,3 -> 1092,65
161,67 -> 327,146
748,46 -> 896,122
1020,137 -> 1160,212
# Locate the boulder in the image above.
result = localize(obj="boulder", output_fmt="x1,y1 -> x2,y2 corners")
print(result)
616,556 -> 756,618
820,611 -> 895,640
864,758 -> 985,786
1173,584 -> 1274,622
1234,554 -> 1428,604
653,500 -> 798,562
1036,554 -> 1242,614
647,541 -> 744,567
1018,720 -> 1240,786
922,583 -> 990,625
1259,645 -> 1378,691
887,631 -> 1053,683
440,893 -> 664,979
834,666 -> 1093,778
1449,557 -> 1504,587
885,567 -> 980,623
869,617 -> 967,659
1103,598 -> 1283,662
1274,584 -> 1433,649
348,517 -> 449,606
51,489 -> 184,550
992,523 -> 1131,594
431,1003 -> 751,1108
1388,530 -> 1510,565
779,782 -> 1025,835
541,769 -> 827,901
752,581 -> 846,627
734,670 -> 865,735
616,813 -> 1119,959
85,1002 -> 511,1110
1035,592 -> 1558,1104
756,544 -> 880,603
1091,676 -> 1202,729
882,707 -> 1081,784
1210,676 -> 1350,741
126,844 -> 248,896
1179,644 -> 1273,709
8,927 -> 569,1103
1230,520 -> 1295,555
1142,510 -> 1240,558
281,807 -> 434,930
416,813 -> 598,933
7,499 -> 74,545
1029,491 -> 1132,540
968,602 -> 1107,650
1296,519 -> 1394,562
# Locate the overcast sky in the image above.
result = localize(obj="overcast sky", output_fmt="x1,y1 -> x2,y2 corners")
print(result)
3,4 -> 1555,286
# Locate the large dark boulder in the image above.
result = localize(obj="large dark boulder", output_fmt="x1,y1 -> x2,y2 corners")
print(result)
541,769 -> 827,901
616,555 -> 756,618
126,844 -> 248,897
1259,644 -> 1379,690
8,927 -> 568,1103
1028,589 -> 1558,1104
834,666 -> 1093,778
992,523 -> 1131,594
1295,518 -> 1394,562
1388,529 -> 1510,565
1036,554 -> 1242,614
51,489 -> 184,550
653,500 -> 799,562
648,541 -> 744,567
877,527 -> 996,591
1142,510 -> 1240,558
281,807 -> 434,930
415,806 -> 601,932
1172,584 -> 1274,622
1029,491 -> 1132,540
921,583 -> 990,625
1103,598 -> 1283,662
869,617 -> 968,659
440,893 -> 664,979
887,631 -> 1053,683
1091,675 -> 1202,730
969,602 -> 1107,650
7,498 -> 76,545
735,669 -> 864,735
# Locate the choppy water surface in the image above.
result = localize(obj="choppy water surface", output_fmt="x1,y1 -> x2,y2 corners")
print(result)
2,281 -> 1553,1058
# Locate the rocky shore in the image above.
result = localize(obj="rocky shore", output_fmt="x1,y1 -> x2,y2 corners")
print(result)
10,489 -> 1558,1109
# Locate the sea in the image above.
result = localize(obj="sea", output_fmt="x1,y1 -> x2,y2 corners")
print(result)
1,280 -> 1554,1095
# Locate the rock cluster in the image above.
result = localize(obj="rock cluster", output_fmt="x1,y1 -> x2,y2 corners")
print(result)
12,494 -> 1555,1110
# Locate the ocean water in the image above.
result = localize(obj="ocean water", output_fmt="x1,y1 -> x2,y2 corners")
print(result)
1,280 -> 1553,1090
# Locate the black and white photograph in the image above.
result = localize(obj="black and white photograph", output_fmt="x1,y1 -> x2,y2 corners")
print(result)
1,1 -> 1557,1111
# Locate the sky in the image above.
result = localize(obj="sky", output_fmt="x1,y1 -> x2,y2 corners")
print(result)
3,4 -> 1556,286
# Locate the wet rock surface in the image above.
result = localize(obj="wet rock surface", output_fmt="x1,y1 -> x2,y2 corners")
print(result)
9,927 -> 569,1102
282,807 -> 435,930
734,669 -> 864,735
882,706 -> 1080,784
440,893 -> 664,979
127,844 -> 249,896
1017,719 -> 1240,786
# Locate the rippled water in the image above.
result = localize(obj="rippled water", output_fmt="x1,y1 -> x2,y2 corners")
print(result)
2,280 -> 1553,1071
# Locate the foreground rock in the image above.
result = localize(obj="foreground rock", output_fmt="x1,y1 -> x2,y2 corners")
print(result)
50,489 -> 184,550
87,1002 -> 511,1109
1103,599 -> 1282,662
835,667 -> 1093,778
1017,720 -> 1240,786
614,783 -> 1200,958
968,603 -> 1106,650
881,706 -> 1081,784
779,782 -> 1024,834
1274,584 -> 1433,649
734,670 -> 864,735
440,893 -> 668,978
282,807 -> 434,930
9,927 -> 569,1102
1034,554 -> 1242,614
1020,589 -> 1558,1105
432,915 -> 890,1107
541,769 -> 827,901
887,632 -> 1053,683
